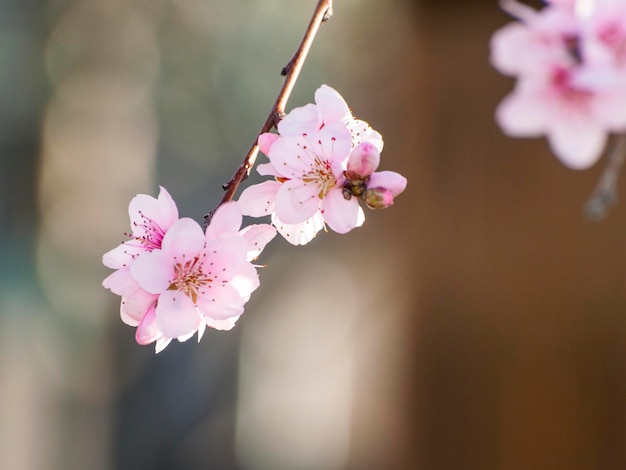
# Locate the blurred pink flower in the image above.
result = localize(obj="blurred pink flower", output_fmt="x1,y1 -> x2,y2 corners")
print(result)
492,1 -> 626,169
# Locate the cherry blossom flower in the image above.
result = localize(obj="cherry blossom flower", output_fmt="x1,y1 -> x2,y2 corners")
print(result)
491,0 -> 626,169
238,124 -> 406,245
102,186 -> 179,351
103,190 -> 275,352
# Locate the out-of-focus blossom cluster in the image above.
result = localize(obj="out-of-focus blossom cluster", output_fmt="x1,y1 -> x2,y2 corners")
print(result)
238,85 -> 407,245
103,85 -> 407,352
491,0 -> 626,169
103,187 -> 276,352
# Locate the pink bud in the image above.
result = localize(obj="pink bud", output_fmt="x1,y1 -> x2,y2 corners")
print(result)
363,187 -> 394,209
347,142 -> 380,179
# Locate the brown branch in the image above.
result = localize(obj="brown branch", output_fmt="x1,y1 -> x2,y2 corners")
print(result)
584,134 -> 626,221
205,0 -> 334,227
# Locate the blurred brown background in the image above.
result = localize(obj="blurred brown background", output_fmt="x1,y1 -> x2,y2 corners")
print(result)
2,0 -> 626,469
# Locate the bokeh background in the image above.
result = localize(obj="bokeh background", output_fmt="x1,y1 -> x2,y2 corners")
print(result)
2,0 -> 626,468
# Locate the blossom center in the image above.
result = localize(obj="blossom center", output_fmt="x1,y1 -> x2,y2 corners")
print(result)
302,155 -> 338,198
167,255 -> 211,304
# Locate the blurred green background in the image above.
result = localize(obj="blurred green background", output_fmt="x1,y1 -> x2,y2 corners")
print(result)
2,0 -> 626,468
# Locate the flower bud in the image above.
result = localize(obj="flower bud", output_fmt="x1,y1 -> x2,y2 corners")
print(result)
363,187 -> 394,209
347,142 -> 380,179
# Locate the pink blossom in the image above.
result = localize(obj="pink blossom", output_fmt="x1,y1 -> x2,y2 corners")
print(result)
239,122 -> 363,244
102,186 -> 180,351
103,190 -> 275,352
492,1 -> 626,168
239,127 -> 406,244
133,203 -> 274,344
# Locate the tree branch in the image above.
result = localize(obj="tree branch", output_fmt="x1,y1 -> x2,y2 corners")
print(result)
584,134 -> 626,220
205,0 -> 334,226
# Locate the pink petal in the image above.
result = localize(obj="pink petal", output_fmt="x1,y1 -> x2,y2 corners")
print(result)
547,122 -> 606,169
315,84 -> 352,124
495,89 -> 548,137
155,291 -> 203,338
205,316 -> 240,331
258,133 -> 280,155
321,188 -> 361,234
238,224 -> 277,261
161,217 -> 205,260
237,180 -> 280,217
203,233 -> 249,281
128,186 -> 178,237
130,250 -> 174,294
102,268 -> 137,296
277,103 -> 320,136
257,162 -> 279,176
121,288 -> 157,326
306,122 -> 353,163
274,179 -> 321,224
269,135 -> 318,177
135,305 -> 163,345
368,171 -> 407,197
197,283 -> 245,320
347,142 -> 381,177
272,213 -> 325,246
230,262 -> 260,302
206,201 -> 242,239
102,242 -> 141,269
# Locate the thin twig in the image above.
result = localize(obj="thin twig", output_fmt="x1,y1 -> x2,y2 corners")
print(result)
584,134 -> 626,221
204,0 -> 334,227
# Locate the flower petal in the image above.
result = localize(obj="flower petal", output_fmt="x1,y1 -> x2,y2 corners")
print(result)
130,250 -> 174,294
121,288 -> 157,326
155,291 -> 203,338
258,133 -> 280,155
257,162 -> 279,176
274,178 -> 321,224
135,305 -> 163,345
495,89 -> 548,137
315,84 -> 352,124
230,262 -> 260,301
306,122 -> 353,163
277,103 -> 320,136
102,268 -> 136,296
547,122 -> 606,169
238,223 -> 277,261
203,233 -> 249,282
197,283 -> 245,320
206,316 -> 240,331
321,188 -> 361,234
368,171 -> 407,197
238,180 -> 280,218
272,213 -> 325,246
206,201 -> 242,238
161,217 -> 205,260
